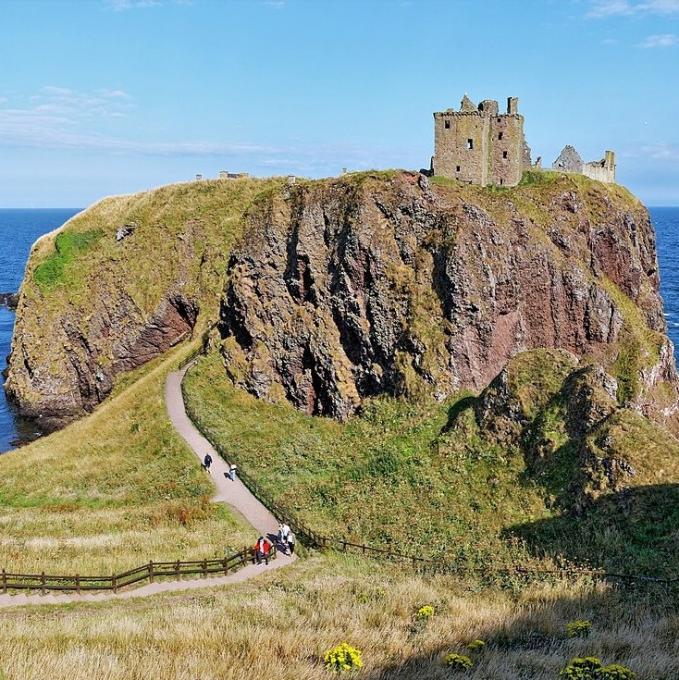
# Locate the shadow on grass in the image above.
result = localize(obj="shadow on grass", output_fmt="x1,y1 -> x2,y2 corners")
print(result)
363,580 -> 678,679
505,484 -> 679,578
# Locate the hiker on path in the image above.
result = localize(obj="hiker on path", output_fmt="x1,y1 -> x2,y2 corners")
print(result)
227,463 -> 237,481
254,536 -> 272,565
286,531 -> 296,556
278,523 -> 290,546
203,453 -> 213,471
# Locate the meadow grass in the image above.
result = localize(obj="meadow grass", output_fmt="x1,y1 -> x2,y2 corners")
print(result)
0,344 -> 254,575
0,554 -> 675,680
183,352 -> 679,577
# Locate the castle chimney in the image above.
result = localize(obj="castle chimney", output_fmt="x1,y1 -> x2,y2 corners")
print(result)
507,97 -> 519,115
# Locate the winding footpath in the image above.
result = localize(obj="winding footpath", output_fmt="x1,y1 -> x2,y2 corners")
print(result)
0,362 -> 295,608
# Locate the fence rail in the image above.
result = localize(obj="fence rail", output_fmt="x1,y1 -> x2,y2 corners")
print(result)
0,545 -> 276,595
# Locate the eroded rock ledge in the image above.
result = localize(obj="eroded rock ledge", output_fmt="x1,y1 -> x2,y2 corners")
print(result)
219,171 -> 677,425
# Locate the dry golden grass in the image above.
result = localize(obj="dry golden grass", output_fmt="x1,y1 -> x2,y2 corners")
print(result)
0,554 -> 675,680
0,344 -> 254,575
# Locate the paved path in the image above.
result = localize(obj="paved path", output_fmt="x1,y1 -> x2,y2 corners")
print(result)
0,361 -> 294,608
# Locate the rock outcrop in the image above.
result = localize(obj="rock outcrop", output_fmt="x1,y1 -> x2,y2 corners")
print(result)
6,170 -> 678,432
219,171 -> 678,425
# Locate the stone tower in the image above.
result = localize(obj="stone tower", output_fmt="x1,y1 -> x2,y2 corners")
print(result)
432,95 -> 531,187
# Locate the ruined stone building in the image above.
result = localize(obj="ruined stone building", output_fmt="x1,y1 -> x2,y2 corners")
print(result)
552,145 -> 616,184
432,95 -> 532,187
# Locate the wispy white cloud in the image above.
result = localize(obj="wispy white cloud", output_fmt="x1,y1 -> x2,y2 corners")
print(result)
587,0 -> 679,17
0,86 -> 408,174
106,0 -> 161,10
638,32 -> 679,46
637,143 -> 679,160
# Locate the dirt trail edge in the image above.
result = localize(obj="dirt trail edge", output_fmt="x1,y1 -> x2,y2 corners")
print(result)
0,362 -> 295,608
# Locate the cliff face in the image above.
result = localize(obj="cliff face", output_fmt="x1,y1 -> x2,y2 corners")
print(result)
6,170 -> 678,432
220,171 -> 678,425
5,178 -> 283,427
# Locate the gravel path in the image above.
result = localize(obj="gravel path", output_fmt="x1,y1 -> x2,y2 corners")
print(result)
0,361 -> 295,608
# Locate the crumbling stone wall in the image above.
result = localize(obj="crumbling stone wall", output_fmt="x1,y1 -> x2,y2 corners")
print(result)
553,147 -> 616,184
432,95 -> 531,187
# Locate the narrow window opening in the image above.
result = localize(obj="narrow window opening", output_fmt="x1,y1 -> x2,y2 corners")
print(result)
498,132 -> 504,140
466,138 -> 473,150
502,150 -> 508,159
456,165 -> 461,172
444,120 -> 450,129
500,178 -> 504,185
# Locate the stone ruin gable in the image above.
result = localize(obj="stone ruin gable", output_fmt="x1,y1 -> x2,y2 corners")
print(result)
552,146 -> 616,184
432,95 -> 531,187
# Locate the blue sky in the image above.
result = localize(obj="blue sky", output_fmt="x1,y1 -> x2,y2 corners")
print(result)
1,0 -> 678,207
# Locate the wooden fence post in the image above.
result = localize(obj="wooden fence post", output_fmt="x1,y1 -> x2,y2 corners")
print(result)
41,572 -> 46,595
223,557 -> 229,575
149,561 -> 154,583
76,574 -> 80,595
112,574 -> 117,594
202,559 -> 207,578
1,568 -> 6,594
175,560 -> 180,579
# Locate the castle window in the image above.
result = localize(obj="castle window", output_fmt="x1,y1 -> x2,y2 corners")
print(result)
500,179 -> 504,185
456,165 -> 461,172
503,151 -> 508,159
444,120 -> 450,129
467,138 -> 473,150
498,132 -> 504,140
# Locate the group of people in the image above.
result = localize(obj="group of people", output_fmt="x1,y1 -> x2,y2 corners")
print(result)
202,453 -> 238,481
200,451 -> 295,565
252,524 -> 296,565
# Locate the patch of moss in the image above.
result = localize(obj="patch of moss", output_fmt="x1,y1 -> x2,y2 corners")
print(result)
33,229 -> 103,290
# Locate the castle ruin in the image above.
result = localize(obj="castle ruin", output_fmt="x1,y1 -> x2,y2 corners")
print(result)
552,145 -> 616,184
431,95 -> 617,187
432,95 -> 532,187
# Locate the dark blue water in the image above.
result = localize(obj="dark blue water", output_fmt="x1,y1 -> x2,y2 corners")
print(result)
0,209 -> 80,451
653,208 -> 679,350
0,207 -> 677,451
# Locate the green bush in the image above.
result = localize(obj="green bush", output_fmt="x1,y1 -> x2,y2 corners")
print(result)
599,664 -> 636,680
560,657 -> 602,679
445,653 -> 473,671
416,604 -> 434,620
324,642 -> 363,673
566,619 -> 592,638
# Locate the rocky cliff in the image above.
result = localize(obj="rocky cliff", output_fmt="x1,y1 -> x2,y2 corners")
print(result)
5,178 -> 284,427
6,170 -> 678,432
220,171 -> 678,427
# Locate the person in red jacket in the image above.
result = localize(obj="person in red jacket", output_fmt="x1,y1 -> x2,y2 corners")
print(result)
254,536 -> 272,565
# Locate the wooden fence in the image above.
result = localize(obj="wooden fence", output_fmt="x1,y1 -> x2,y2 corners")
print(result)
0,545 -> 276,595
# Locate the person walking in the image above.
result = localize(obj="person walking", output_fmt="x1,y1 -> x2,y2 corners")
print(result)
254,536 -> 272,565
287,531 -> 296,556
203,453 -> 213,471
228,463 -> 237,481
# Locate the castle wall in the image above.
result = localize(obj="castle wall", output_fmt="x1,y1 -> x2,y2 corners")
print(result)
433,112 -> 489,185
582,162 -> 615,184
488,115 -> 525,186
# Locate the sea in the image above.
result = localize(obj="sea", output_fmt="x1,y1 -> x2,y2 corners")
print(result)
0,208 -> 80,451
0,207 -> 678,452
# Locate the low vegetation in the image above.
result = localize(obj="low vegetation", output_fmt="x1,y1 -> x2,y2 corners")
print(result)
0,345 -> 254,575
183,351 -> 679,577
0,554 -> 675,680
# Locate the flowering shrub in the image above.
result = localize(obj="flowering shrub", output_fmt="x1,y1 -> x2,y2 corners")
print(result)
566,619 -> 592,638
598,664 -> 636,680
560,657 -> 602,679
559,657 -> 636,680
416,605 -> 434,620
445,653 -> 474,671
467,639 -> 486,651
324,643 -> 363,673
